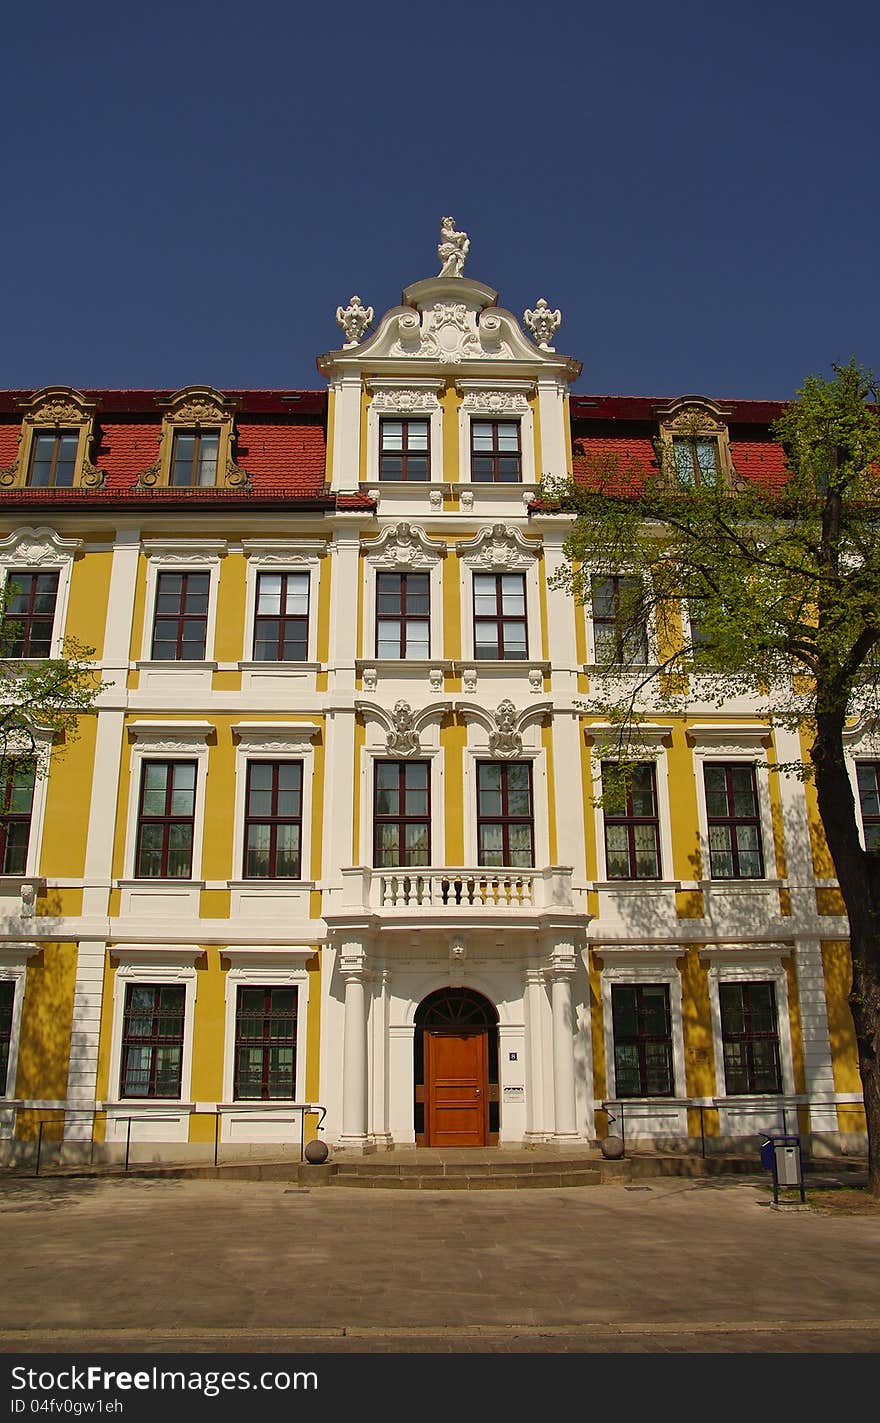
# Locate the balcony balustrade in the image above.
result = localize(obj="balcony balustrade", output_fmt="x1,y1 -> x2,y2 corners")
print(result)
328,865 -> 579,919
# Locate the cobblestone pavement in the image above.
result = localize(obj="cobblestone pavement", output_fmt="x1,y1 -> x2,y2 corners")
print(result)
2,1175 -> 879,1354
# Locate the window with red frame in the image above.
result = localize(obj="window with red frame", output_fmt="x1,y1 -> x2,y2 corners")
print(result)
473,573 -> 527,659
27,431 -> 78,488
135,761 -> 196,878
376,572 -> 430,659
0,982 -> 15,1092
120,983 -> 185,1098
374,761 -> 430,867
590,575 -> 648,666
719,981 -> 782,1094
0,764 -> 35,875
602,763 -> 661,879
704,763 -> 764,879
253,572 -> 309,661
1,571 -> 59,658
170,429 -> 220,487
470,420 -> 521,482
151,571 -> 209,660
611,984 -> 675,1097
856,763 -> 880,851
379,418 -> 430,481
234,986 -> 298,1099
477,762 -> 534,867
244,761 -> 303,878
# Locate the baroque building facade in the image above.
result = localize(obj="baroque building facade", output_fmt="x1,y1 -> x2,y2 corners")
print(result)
0,231 -> 874,1163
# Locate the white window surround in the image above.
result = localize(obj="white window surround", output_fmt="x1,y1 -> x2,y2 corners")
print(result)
357,720 -> 445,871
456,524 -> 542,662
587,724 -> 675,885
221,948 -> 313,1105
137,539 -> 226,666
105,946 -> 201,1108
0,527 -> 82,659
362,523 -> 446,662
240,540 -> 324,668
595,949 -> 687,1106
121,721 -> 213,882
230,722 -> 320,884
0,944 -> 42,1100
457,382 -> 536,487
688,724 -> 779,883
583,569 -> 659,669
700,947 -> 796,1100
366,380 -> 445,486
842,720 -> 880,851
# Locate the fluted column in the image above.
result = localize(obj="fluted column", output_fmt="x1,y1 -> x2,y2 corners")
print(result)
339,942 -> 369,1148
548,943 -> 579,1140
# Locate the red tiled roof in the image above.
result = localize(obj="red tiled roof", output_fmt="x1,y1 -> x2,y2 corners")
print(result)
0,389 -> 329,502
570,395 -> 791,494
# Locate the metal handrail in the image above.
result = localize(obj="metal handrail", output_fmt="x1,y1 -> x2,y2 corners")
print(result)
10,1101 -> 328,1176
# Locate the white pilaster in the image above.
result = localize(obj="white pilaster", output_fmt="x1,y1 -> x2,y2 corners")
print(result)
535,377 -> 569,482
327,521 -> 363,685
369,964 -> 392,1145
523,966 -> 548,1140
63,941 -> 106,1143
328,373 -> 364,492
339,941 -> 369,1148
774,725 -> 839,1133
547,941 -> 579,1140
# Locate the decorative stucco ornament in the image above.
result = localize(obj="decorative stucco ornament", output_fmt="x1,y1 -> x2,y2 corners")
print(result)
336,295 -> 374,348
489,700 -> 523,758
523,298 -> 562,352
386,700 -> 421,756
437,216 -> 469,278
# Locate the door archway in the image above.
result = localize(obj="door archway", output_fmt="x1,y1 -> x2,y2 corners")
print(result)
414,988 -> 499,1147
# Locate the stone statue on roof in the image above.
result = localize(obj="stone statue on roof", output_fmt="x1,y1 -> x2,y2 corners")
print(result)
437,217 -> 469,278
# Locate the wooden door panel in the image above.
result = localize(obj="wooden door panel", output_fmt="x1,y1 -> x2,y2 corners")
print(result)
425,1030 -> 488,1146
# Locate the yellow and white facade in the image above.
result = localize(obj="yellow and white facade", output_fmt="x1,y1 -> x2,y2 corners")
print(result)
0,245 -> 871,1163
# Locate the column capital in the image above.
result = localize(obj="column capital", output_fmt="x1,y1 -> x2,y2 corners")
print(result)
544,937 -> 578,977
340,939 -> 369,980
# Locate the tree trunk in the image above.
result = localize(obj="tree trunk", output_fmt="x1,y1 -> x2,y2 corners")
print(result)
811,712 -> 880,1195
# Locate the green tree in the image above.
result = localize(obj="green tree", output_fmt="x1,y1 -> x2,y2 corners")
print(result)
0,585 -> 105,815
545,360 -> 880,1192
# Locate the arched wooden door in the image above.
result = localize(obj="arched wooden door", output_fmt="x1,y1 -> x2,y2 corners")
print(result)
414,989 -> 499,1147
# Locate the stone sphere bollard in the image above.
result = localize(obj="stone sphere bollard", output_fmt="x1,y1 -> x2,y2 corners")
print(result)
600,1135 -> 625,1160
304,1139 -> 329,1165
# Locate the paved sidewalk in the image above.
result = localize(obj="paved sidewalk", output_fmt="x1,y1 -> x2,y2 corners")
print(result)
2,1175 -> 879,1353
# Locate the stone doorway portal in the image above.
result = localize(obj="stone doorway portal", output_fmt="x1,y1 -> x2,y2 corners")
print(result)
414,987 -> 499,1146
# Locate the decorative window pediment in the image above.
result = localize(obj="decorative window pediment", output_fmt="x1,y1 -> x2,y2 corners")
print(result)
456,523 -> 540,570
0,388 -> 102,490
138,387 -> 247,490
363,522 -> 446,569
655,396 -> 735,490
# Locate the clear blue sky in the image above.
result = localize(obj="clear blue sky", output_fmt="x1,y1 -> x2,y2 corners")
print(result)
3,0 -> 878,399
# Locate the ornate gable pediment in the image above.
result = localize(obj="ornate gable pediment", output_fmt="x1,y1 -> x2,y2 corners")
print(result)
319,275 -> 581,379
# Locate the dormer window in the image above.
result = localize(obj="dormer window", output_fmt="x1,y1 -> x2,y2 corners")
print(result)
0,388 -> 102,491
656,397 -> 733,491
672,436 -> 720,489
170,429 -> 221,487
28,431 -> 79,488
138,387 -> 246,490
